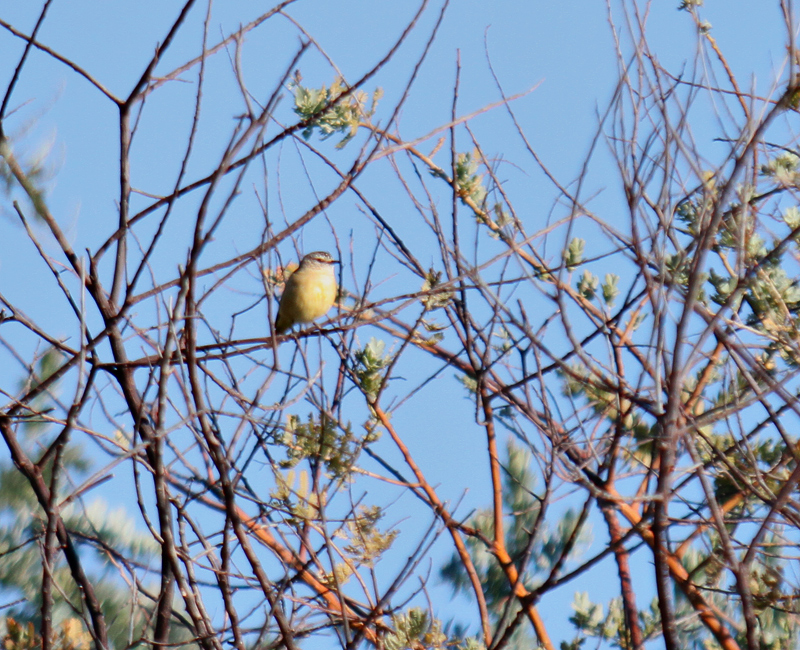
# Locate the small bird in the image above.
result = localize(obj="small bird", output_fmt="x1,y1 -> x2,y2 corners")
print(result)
274,251 -> 338,335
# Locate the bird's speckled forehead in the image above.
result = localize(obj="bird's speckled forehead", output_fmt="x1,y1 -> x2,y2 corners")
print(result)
304,251 -> 334,263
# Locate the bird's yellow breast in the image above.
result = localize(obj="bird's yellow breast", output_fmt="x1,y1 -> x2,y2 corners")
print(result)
287,269 -> 337,322
274,264 -> 337,333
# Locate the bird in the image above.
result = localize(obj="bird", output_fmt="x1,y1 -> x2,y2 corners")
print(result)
274,251 -> 338,335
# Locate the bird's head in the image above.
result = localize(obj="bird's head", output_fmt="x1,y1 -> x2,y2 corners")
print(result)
299,251 -> 337,269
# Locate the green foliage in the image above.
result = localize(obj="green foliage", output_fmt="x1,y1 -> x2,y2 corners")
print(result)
32,346 -> 63,386
489,202 -> 515,233
457,639 -> 487,650
274,413 -> 361,479
671,546 -> 800,648
746,603 -> 799,650
421,269 -> 454,311
560,365 -> 654,464
561,367 -> 633,425
665,253 -> 693,288
708,267 -> 738,305
694,429 -> 785,504
716,206 -> 751,250
564,238 -> 585,271
292,77 -> 382,148
745,266 -> 800,326
703,222 -> 800,363
0,136 -> 52,221
491,328 -> 514,356
343,505 -> 398,568
457,372 -> 478,395
270,469 -> 325,524
3,616 -> 86,650
354,338 -> 392,402
761,152 -> 800,186
2,617 -> 93,650
782,206 -> 800,232
385,609 -> 445,650
441,440 -> 592,625
454,150 -> 487,208
576,270 -> 598,300
602,273 -> 619,307
706,213 -> 800,339
0,353 -> 194,650
676,198 -> 701,235
18,347 -> 66,428
568,593 -> 661,649
569,592 -> 608,638
2,618 -> 39,650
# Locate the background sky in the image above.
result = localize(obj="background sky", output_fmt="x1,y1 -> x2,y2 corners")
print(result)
0,1 -> 794,646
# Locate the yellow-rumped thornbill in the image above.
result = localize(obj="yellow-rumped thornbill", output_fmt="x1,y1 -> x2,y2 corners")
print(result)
274,251 -> 338,335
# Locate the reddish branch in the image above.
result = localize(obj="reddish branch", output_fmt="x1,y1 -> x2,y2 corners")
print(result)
371,404 -> 495,645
